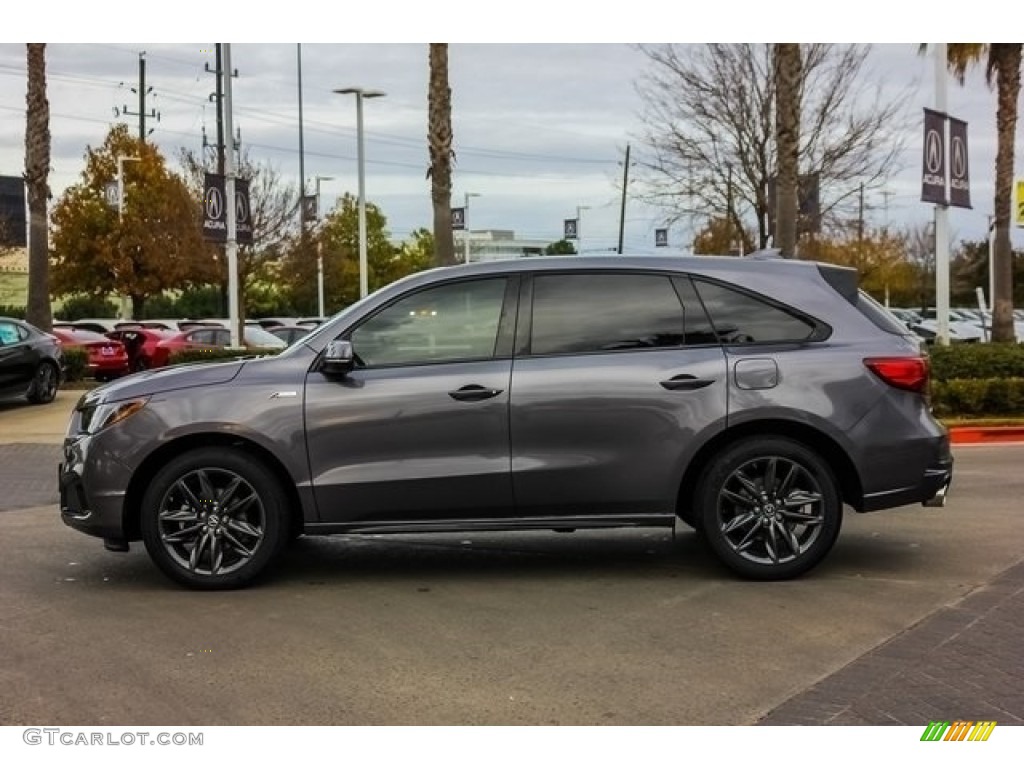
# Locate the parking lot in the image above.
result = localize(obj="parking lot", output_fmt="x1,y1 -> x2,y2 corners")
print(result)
1,393 -> 1022,726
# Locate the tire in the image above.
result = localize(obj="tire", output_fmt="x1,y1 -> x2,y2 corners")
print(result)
140,448 -> 290,590
26,361 -> 59,404
697,437 -> 842,580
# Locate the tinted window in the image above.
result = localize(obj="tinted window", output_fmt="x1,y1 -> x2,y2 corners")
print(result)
351,278 -> 507,366
672,277 -> 722,346
0,321 -> 22,345
693,279 -> 816,344
188,329 -> 218,345
530,273 -> 684,355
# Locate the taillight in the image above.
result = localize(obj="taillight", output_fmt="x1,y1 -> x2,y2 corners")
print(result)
864,356 -> 929,393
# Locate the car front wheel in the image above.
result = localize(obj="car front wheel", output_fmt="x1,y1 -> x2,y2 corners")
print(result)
140,448 -> 289,589
698,437 -> 842,580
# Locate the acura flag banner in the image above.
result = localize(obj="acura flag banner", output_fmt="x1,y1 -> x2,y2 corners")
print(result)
948,117 -> 971,209
921,109 -> 971,209
921,108 -> 947,205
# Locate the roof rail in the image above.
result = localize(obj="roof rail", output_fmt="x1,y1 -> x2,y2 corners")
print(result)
744,247 -> 787,260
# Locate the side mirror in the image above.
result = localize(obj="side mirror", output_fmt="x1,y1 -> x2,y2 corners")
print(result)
322,340 -> 355,376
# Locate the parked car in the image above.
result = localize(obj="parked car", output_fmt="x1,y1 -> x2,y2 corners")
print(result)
49,327 -> 129,381
64,318 -> 122,335
0,317 -> 63,404
268,325 -> 312,345
148,324 -> 287,368
105,327 -> 176,372
59,255 -> 952,589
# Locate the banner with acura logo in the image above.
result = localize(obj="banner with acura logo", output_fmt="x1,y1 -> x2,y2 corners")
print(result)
920,109 -> 971,209
948,117 -> 971,209
921,108 -> 947,206
202,173 -> 253,245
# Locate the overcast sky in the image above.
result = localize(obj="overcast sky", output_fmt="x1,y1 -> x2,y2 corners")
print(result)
2,27 -> 1021,254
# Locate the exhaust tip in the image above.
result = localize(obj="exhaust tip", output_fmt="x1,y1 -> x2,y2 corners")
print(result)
923,483 -> 949,508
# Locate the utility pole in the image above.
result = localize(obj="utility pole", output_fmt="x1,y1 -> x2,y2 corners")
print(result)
222,44 -> 240,349
205,45 -> 232,315
617,144 -> 630,254
121,52 -> 159,141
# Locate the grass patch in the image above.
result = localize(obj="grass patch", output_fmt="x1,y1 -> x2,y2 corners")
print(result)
0,271 -> 27,307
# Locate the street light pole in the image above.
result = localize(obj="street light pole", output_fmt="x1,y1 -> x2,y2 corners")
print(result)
315,175 -> 334,318
334,87 -> 386,299
464,192 -> 481,263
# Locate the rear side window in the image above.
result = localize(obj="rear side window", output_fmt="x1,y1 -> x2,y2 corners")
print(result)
692,279 -> 820,344
530,273 -> 685,355
856,290 -> 913,335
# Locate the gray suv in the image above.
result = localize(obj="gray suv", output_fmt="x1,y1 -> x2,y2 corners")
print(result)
59,256 -> 952,589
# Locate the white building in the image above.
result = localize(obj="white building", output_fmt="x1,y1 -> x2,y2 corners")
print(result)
453,229 -> 552,263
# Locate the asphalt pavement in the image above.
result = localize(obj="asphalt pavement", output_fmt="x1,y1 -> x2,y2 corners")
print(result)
0,391 -> 1021,725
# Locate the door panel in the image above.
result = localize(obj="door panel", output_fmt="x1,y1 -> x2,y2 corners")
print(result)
305,360 -> 513,523
304,276 -> 516,524
510,348 -> 726,515
509,272 -> 727,516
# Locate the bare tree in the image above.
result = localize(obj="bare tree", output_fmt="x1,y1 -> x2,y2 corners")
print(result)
427,43 -> 456,266
903,222 -> 937,313
24,43 -> 51,329
635,44 -> 910,249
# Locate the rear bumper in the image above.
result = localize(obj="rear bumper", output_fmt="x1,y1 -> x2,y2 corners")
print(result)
860,455 -> 953,511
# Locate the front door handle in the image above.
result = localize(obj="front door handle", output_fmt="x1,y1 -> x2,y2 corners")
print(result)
659,374 -> 716,391
448,384 -> 504,402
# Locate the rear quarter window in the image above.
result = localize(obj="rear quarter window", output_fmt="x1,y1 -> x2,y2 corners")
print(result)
692,279 -> 824,344
855,291 -> 913,335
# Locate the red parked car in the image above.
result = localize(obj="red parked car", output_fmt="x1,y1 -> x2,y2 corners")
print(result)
150,325 -> 286,368
50,327 -> 129,381
105,327 -> 175,372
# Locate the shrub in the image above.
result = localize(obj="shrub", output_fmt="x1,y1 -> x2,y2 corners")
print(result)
930,377 -> 1024,418
0,304 -> 26,319
58,294 -> 118,321
929,343 -> 1024,381
61,347 -> 89,382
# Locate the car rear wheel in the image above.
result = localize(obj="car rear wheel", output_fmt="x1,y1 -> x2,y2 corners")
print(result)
698,437 -> 842,580
140,448 -> 289,589
26,361 -> 59,404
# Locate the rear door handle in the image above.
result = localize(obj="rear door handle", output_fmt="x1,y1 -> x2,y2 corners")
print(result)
448,384 -> 504,402
659,374 -> 716,391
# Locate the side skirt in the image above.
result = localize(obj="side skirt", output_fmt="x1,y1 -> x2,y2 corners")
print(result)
303,513 -> 677,536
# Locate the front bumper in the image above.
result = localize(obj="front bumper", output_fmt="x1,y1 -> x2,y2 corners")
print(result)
58,437 -> 131,541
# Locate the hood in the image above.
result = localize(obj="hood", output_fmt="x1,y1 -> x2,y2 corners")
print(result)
81,359 -> 247,405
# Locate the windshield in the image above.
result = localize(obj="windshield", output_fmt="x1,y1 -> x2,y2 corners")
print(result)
243,325 -> 287,348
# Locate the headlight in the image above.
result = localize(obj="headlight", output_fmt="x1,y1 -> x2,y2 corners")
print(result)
79,397 -> 150,435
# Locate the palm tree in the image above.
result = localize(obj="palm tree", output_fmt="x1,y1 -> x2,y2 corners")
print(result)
427,43 -> 456,266
25,43 -> 52,330
945,43 -> 1022,342
774,44 -> 801,257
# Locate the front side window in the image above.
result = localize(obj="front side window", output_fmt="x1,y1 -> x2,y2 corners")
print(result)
351,278 -> 507,367
692,279 -> 818,344
529,273 -> 685,355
